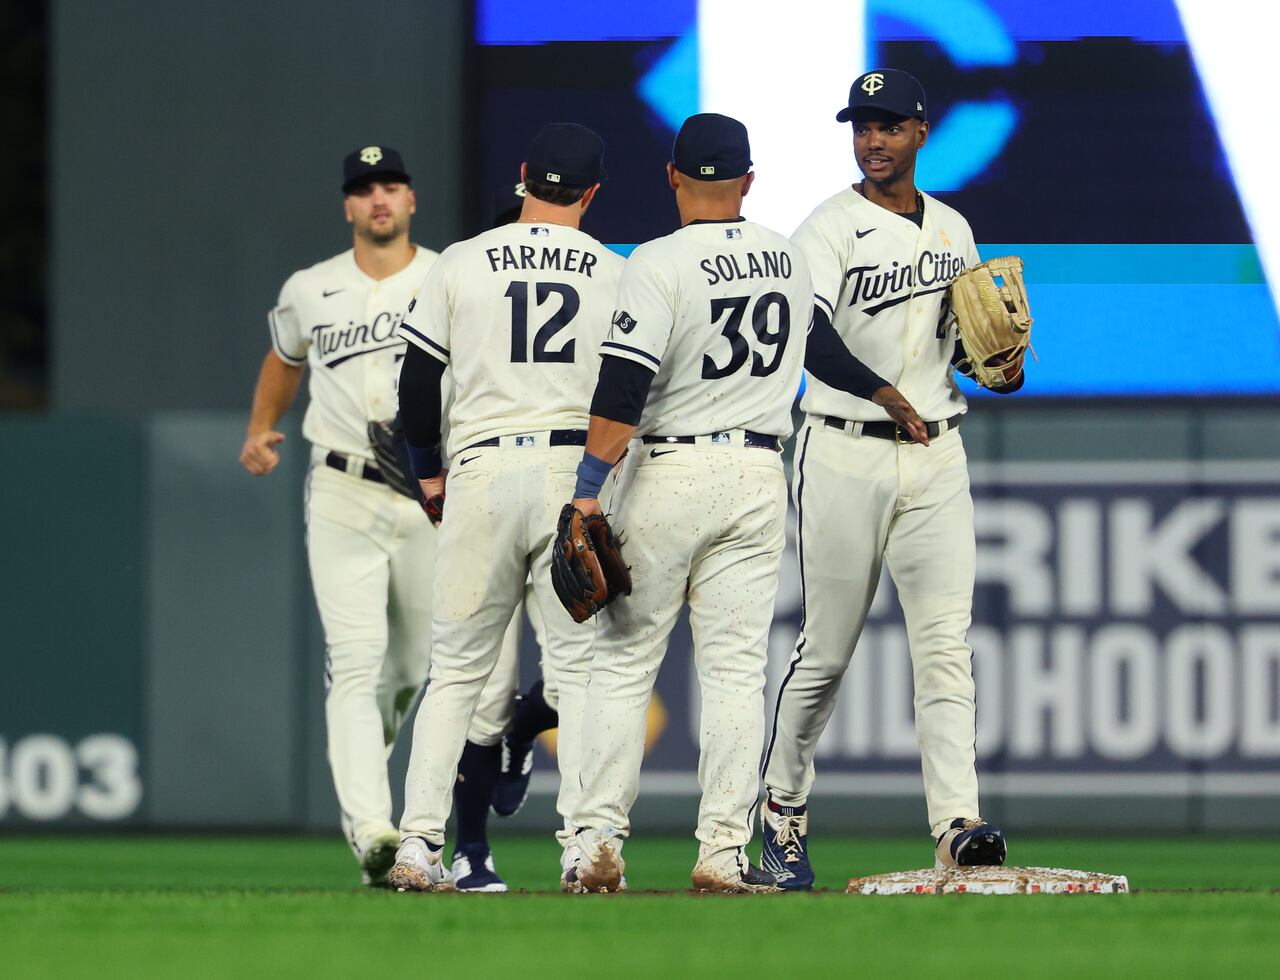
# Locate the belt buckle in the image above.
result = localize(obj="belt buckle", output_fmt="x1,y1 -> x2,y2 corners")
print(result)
711,431 -> 731,445
515,435 -> 535,448
894,425 -> 912,446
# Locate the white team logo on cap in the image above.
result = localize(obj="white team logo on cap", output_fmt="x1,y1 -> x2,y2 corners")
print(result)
917,101 -> 924,112
545,172 -> 561,183
514,181 -> 527,197
700,165 -> 716,175
359,146 -> 383,165
861,72 -> 885,95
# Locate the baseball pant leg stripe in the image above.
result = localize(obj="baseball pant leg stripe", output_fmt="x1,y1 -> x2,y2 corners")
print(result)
762,424 -> 813,778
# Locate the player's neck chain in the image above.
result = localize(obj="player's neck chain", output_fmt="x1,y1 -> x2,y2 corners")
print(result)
856,180 -> 922,216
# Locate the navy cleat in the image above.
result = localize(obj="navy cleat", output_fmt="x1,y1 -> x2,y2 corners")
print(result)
451,844 -> 508,893
934,818 -> 1008,869
492,735 -> 535,817
759,799 -> 814,891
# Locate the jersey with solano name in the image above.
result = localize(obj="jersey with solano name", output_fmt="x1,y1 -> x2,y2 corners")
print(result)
793,187 -> 980,423
269,246 -> 438,459
601,218 -> 812,440
398,222 -> 624,458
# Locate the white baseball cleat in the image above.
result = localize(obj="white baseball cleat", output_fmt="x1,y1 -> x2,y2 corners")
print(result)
566,830 -> 627,893
691,847 -> 781,894
358,829 -> 402,887
386,837 -> 455,893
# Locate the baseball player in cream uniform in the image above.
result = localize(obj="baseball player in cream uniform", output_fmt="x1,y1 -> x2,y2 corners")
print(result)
760,71 -> 1016,889
566,114 -> 811,894
240,146 -> 517,887
387,124 -> 624,892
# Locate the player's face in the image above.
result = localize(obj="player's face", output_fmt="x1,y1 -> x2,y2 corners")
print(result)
852,113 -> 928,186
344,180 -> 416,244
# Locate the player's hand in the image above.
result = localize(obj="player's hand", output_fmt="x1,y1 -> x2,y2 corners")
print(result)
572,497 -> 604,518
420,468 -> 447,526
871,386 -> 929,446
240,430 -> 286,475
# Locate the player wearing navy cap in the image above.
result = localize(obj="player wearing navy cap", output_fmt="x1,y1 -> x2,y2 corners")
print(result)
760,69 -> 1015,889
565,113 -> 811,894
387,124 -> 625,892
240,146 -> 519,888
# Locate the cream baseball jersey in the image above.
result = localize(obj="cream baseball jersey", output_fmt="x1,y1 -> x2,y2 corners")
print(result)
398,222 -> 623,458
601,219 -> 812,439
793,187 -> 980,422
270,246 -> 438,458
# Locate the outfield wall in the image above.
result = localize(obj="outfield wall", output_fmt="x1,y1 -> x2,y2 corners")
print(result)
3,405 -> 1278,835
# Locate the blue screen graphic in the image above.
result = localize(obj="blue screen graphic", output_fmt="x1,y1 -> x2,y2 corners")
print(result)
475,0 -> 1280,397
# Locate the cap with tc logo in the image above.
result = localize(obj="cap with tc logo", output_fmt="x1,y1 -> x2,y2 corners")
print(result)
836,69 -> 928,123
672,112 -> 752,181
342,146 -> 411,193
525,123 -> 607,189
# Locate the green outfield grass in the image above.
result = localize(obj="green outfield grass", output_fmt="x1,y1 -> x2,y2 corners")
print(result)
0,835 -> 1276,979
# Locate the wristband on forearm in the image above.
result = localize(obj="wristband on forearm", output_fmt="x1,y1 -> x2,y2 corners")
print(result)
405,440 -> 443,480
573,452 -> 614,500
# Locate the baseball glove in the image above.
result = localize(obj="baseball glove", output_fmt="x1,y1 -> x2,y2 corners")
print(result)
551,504 -> 632,623
367,416 -> 423,503
949,256 -> 1033,389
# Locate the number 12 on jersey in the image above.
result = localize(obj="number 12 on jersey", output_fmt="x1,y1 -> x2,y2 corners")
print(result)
505,281 -> 579,363
702,292 -> 790,379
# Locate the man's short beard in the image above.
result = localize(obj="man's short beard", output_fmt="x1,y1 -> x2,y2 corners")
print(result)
360,220 -> 403,245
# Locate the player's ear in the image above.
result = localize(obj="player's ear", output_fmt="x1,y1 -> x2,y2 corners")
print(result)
407,187 -> 417,216
343,196 -> 354,225
666,162 -> 679,191
740,171 -> 755,198
580,183 -> 600,211
916,120 -> 929,149
520,162 -> 528,183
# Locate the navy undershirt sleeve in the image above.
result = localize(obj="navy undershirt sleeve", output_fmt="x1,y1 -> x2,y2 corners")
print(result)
398,343 -> 445,474
805,306 -> 890,401
589,355 -> 655,426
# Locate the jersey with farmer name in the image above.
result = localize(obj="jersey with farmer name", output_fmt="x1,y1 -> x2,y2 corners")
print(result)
269,246 -> 438,459
398,222 -> 624,458
793,187 -> 980,423
601,219 -> 812,440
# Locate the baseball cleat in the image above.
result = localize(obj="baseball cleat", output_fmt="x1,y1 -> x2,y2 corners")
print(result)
451,844 -> 508,893
691,850 -> 781,894
386,837 -> 455,892
934,818 -> 1008,869
570,833 -> 627,893
759,799 -> 814,891
492,735 -> 535,817
358,829 -> 402,888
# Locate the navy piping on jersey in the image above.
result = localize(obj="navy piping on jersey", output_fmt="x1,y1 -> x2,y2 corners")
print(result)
813,294 -> 835,319
762,423 -> 813,781
600,340 -> 661,369
269,310 -> 306,365
398,322 -> 449,360
684,217 -> 747,226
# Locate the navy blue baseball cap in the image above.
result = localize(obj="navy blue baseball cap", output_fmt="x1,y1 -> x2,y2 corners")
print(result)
342,145 -> 411,193
526,123 -> 606,189
836,69 -> 927,123
673,113 -> 752,180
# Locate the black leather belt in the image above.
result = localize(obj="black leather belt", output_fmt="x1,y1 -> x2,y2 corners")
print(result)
465,428 -> 588,450
824,413 -> 962,443
325,451 -> 385,484
641,430 -> 781,451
